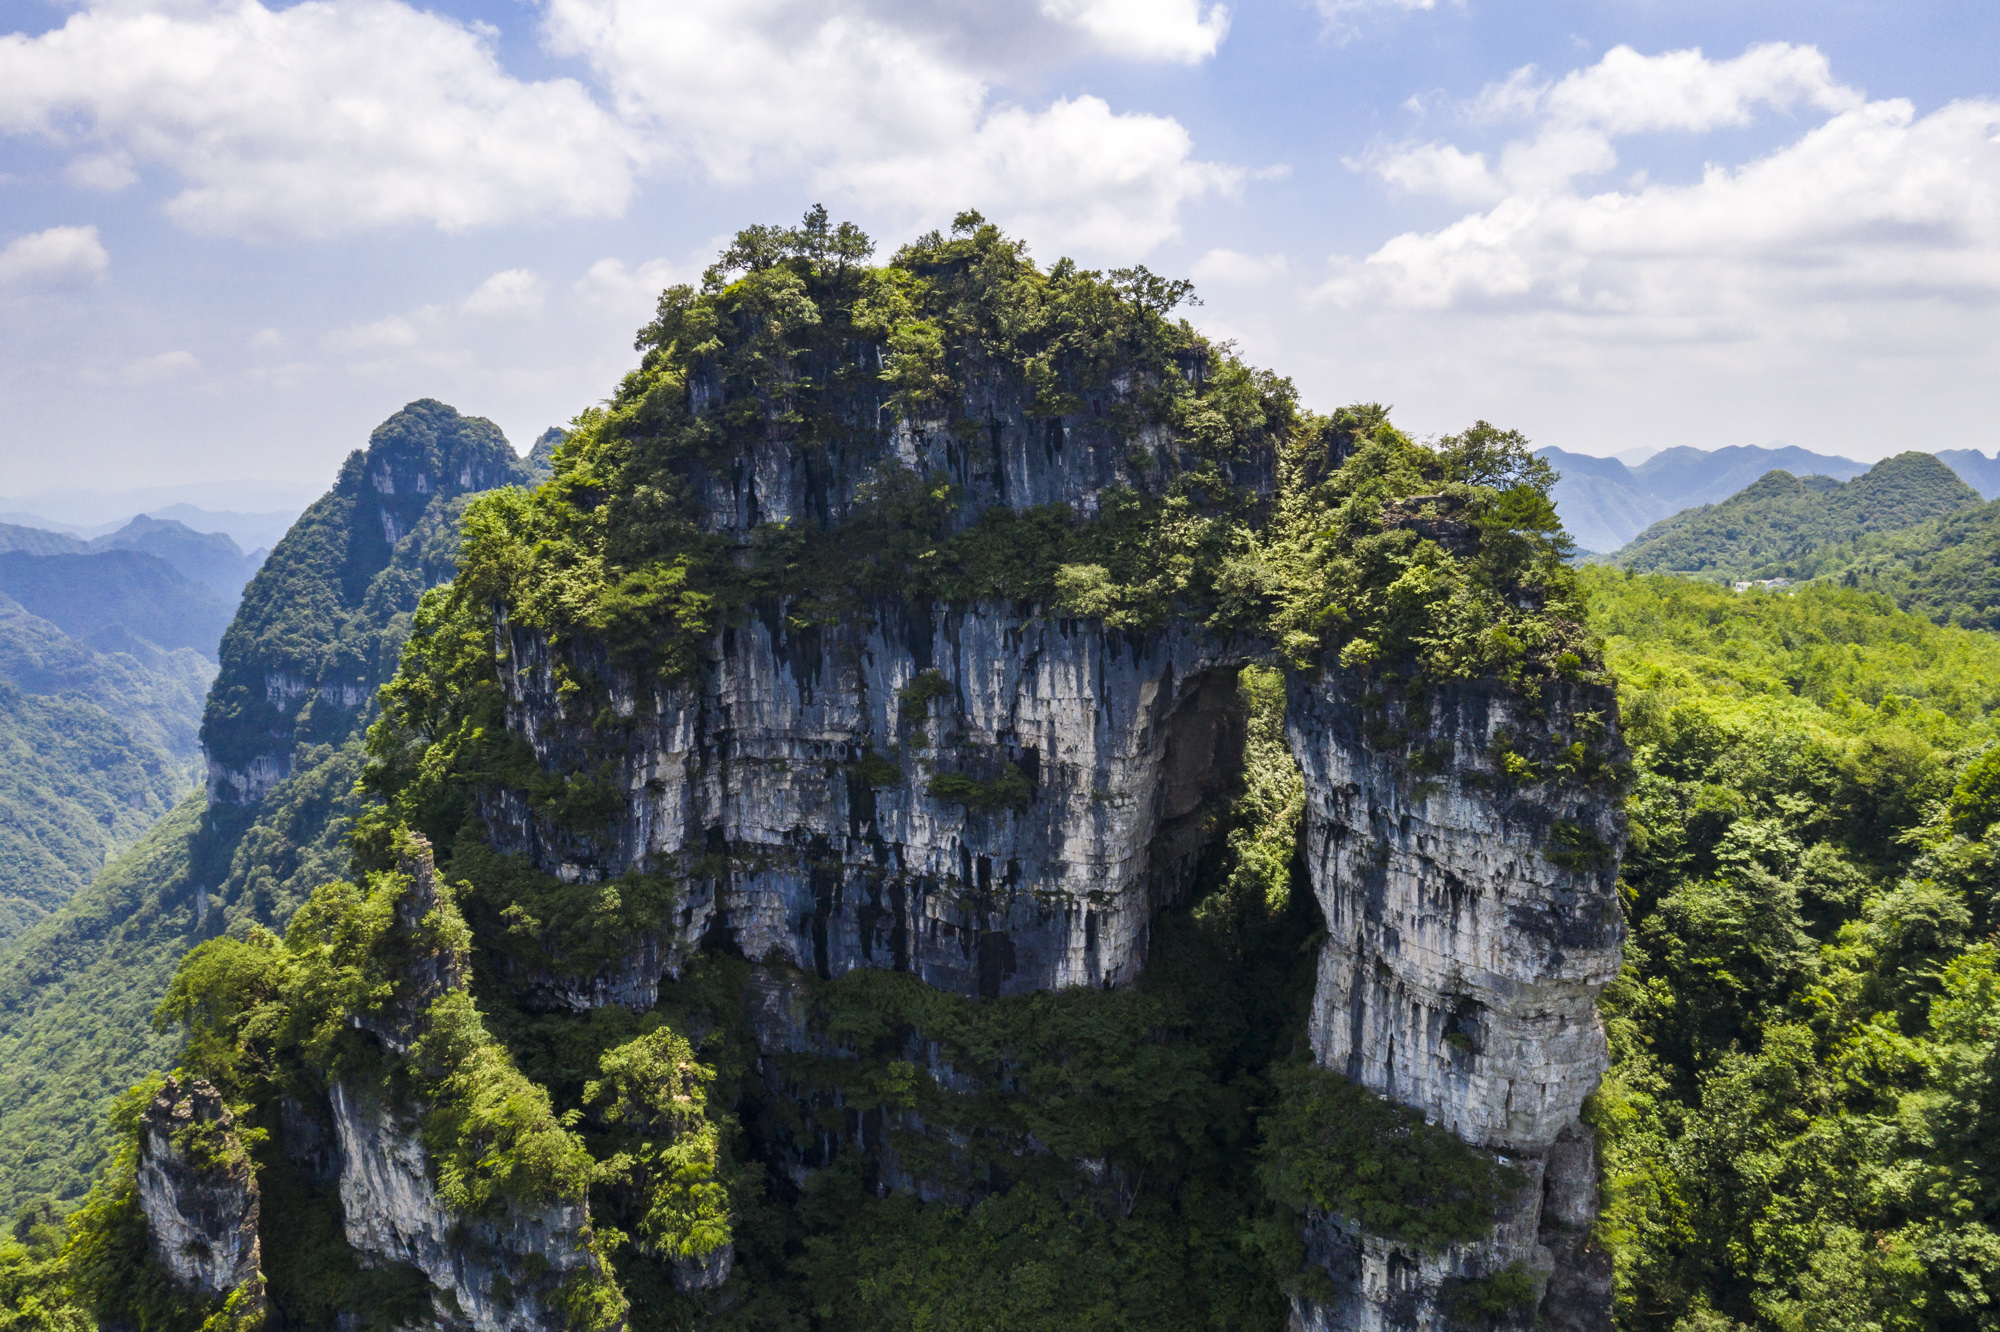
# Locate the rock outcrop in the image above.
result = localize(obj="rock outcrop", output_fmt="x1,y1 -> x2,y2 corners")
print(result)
328,1083 -> 599,1332
1287,669 -> 1624,1331
203,399 -> 534,806
135,1074 -> 265,1310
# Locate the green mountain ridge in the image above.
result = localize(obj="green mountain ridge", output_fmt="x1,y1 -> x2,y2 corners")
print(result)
0,399 -> 535,1215
1608,451 -> 1980,578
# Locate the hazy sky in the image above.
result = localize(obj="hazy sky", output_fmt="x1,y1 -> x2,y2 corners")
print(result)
2,0 -> 1997,497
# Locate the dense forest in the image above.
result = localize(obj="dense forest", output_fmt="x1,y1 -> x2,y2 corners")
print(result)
6,217 -> 2000,1332
1585,570 -> 2000,1329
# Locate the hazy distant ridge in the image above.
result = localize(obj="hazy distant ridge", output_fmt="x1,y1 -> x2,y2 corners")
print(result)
1539,443 -> 1874,552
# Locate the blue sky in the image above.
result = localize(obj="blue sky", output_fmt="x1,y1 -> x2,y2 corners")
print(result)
2,0 -> 1997,500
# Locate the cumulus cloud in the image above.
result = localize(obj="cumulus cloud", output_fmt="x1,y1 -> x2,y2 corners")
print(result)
1039,0 -> 1229,64
322,312 -> 429,355
0,0 -> 638,238
0,225 -> 109,287
541,0 -> 1238,253
462,269 -> 546,318
575,257 -> 685,311
1327,45 -> 2000,337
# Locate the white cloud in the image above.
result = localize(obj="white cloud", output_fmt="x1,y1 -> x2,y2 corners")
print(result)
63,152 -> 136,191
1330,49 -> 2000,323
576,257 -> 684,309
1190,248 -> 1289,285
322,312 -> 428,355
1363,141 -> 1500,202
462,269 -> 546,318
122,350 -> 199,384
842,95 -> 1241,253
0,0 -> 638,238
245,327 -> 284,351
1274,45 -> 2000,464
540,0 -> 1238,254
1484,42 -> 1860,134
0,225 -> 109,287
1039,0 -> 1229,64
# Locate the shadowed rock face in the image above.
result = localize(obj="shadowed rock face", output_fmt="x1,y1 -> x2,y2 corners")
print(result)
135,1075 -> 265,1310
203,399 -> 532,806
486,609 -> 1257,1003
325,1084 -> 600,1332
489,611 -> 1625,1330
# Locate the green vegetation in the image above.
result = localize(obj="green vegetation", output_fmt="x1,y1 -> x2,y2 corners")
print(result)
0,684 -> 189,943
1257,1064 -> 1523,1250
2,215 -> 1606,1330
924,766 -> 1032,811
200,398 -> 529,780
1610,452 -> 1979,580
0,400 -> 531,1218
1824,494 -> 2000,631
1586,567 -> 2000,1330
0,560 -> 217,942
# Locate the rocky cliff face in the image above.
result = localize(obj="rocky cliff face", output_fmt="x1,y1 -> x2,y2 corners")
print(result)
325,1083 -> 598,1332
257,220 -> 1628,1329
489,608 -> 1251,1003
135,1074 -> 265,1310
1286,669 -> 1622,1330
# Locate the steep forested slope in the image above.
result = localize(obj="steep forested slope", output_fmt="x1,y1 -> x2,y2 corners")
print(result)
1589,569 -> 2000,1330
88,515 -> 263,598
1611,452 -> 1979,578
1,214 -> 1603,1332
0,580 -> 214,946
0,401 -> 534,1215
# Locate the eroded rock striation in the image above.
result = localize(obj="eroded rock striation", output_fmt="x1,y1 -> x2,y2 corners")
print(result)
135,1074 -> 265,1310
139,218 -> 1628,1331
1288,670 -> 1623,1330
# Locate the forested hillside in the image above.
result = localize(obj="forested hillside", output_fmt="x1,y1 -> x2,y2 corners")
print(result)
1589,569 -> 2000,1329
0,581 -> 213,946
0,551 -> 233,659
1823,498 -> 2000,631
1611,452 -> 1978,579
1539,444 -> 1869,554
8,221 -> 2000,1332
0,401 -> 534,1214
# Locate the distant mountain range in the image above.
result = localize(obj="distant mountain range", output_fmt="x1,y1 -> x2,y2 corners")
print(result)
1609,452 -> 1980,578
1539,444 -> 2000,553
0,513 -> 267,598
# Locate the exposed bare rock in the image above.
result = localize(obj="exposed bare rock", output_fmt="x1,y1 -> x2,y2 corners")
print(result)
487,610 -> 1254,1001
135,1074 -> 265,1311
1286,668 -> 1624,1332
329,1083 -> 601,1332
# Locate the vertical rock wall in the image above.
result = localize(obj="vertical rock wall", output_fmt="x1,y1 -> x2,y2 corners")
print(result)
488,609 -> 1255,1004
327,1084 -> 601,1332
1286,668 -> 1624,1331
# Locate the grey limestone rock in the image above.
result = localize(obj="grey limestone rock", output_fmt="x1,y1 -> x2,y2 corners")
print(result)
488,607 -> 1255,1002
1286,667 -> 1623,1332
135,1074 -> 265,1309
329,1083 -> 600,1332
